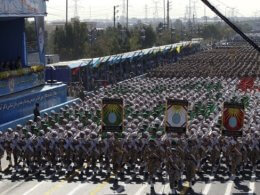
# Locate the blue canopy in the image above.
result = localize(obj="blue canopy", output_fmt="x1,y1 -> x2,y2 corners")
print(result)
0,0 -> 47,17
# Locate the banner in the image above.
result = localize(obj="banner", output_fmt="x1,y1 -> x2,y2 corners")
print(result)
222,103 -> 244,137
0,0 -> 46,16
35,16 -> 45,65
165,99 -> 188,133
102,98 -> 124,132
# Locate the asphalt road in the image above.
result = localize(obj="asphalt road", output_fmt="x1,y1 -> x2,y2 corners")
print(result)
0,156 -> 258,195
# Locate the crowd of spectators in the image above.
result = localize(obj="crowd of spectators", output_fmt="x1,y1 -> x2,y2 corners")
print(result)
0,57 -> 22,72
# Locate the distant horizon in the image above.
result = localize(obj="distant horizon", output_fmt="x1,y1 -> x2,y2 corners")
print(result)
46,0 -> 260,22
45,15 -> 260,23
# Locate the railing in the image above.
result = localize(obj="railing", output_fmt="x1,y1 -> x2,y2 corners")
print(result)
0,65 -> 45,97
0,65 -> 44,81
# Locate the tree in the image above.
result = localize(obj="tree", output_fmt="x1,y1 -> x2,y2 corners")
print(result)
53,20 -> 88,60
201,24 -> 222,40
142,25 -> 157,48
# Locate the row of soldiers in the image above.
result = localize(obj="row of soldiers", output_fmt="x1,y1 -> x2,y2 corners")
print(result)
0,122 -> 259,194
150,44 -> 260,78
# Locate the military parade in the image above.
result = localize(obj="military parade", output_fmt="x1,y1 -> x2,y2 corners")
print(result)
0,43 -> 258,195
0,0 -> 259,194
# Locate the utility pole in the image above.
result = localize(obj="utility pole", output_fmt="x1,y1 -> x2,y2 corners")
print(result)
73,0 -> 79,19
114,6 -> 116,28
153,0 -> 159,22
114,5 -> 119,28
163,0 -> 166,27
145,4 -> 148,22
204,5 -> 207,24
66,0 -> 68,25
167,0 -> 170,29
122,0 -> 126,24
126,0 -> 129,29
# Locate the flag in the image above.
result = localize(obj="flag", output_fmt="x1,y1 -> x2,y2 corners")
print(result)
72,67 -> 80,75
237,77 -> 255,92
102,98 -> 124,132
176,46 -> 181,53
222,103 -> 244,137
165,99 -> 189,134
167,105 -> 187,127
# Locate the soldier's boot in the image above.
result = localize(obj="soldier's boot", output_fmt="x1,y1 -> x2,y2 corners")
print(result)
191,177 -> 195,185
144,172 -> 149,180
230,174 -> 235,181
8,158 -> 12,168
113,175 -> 118,187
139,166 -> 144,175
15,165 -> 19,172
169,188 -> 177,195
107,167 -> 111,176
150,186 -> 156,195
178,178 -> 183,188
196,160 -> 201,172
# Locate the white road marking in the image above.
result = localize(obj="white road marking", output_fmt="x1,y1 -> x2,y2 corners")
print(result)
202,175 -> 214,195
224,180 -> 233,195
248,174 -> 256,194
159,183 -> 170,194
22,182 -> 44,195
1,182 -> 24,195
134,184 -> 148,195
0,165 -> 48,195
67,183 -> 84,195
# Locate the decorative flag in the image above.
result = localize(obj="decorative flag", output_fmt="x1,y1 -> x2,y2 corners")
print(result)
102,98 -> 124,132
165,99 -> 189,133
237,77 -> 255,92
222,103 -> 245,137
176,46 -> 181,53
72,67 -> 80,75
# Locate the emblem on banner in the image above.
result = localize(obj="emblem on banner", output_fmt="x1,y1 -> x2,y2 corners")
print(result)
222,103 -> 244,137
165,99 -> 188,133
102,98 -> 124,132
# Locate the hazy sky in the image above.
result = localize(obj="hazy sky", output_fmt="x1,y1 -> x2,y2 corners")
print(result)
46,0 -> 260,21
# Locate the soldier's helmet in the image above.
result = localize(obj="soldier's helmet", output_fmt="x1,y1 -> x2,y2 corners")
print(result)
7,128 -> 13,134
14,132 -> 19,138
67,131 -> 73,137
80,131 -> 85,138
121,132 -> 128,138
39,130 -> 45,136
148,138 -> 156,146
90,132 -> 97,139
27,132 -> 32,138
16,124 -> 23,130
52,131 -> 57,137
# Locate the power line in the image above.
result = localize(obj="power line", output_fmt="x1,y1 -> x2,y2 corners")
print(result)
114,5 -> 119,28
126,0 -> 129,29
153,0 -> 159,21
163,0 -> 166,26
145,4 -> 148,22
73,0 -> 79,19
